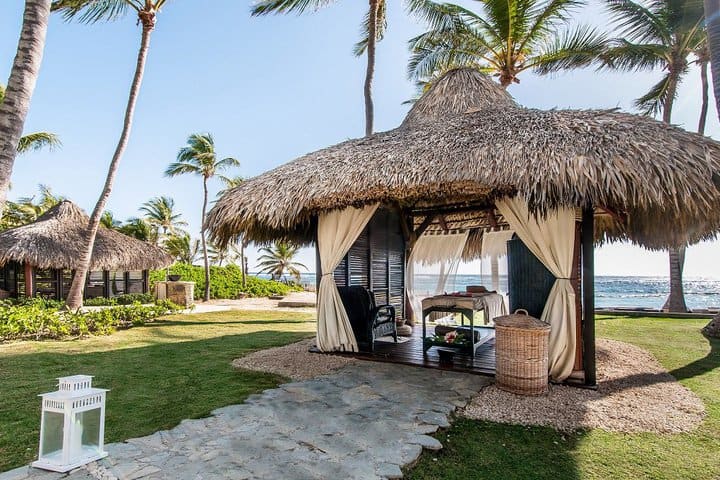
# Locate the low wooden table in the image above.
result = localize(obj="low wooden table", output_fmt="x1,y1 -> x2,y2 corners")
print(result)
421,294 -> 499,360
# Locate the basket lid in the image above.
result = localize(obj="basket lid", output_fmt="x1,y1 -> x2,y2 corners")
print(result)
494,310 -> 549,330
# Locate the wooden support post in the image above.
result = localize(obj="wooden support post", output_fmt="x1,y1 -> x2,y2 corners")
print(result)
24,263 -> 34,297
582,207 -> 596,387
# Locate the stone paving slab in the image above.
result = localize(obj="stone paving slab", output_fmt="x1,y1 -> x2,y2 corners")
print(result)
2,363 -> 490,480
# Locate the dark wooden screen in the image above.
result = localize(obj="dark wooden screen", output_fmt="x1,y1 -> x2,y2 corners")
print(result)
334,209 -> 405,321
507,236 -> 556,318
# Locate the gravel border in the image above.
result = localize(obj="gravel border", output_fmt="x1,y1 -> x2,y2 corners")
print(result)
463,338 -> 705,433
233,338 -> 357,381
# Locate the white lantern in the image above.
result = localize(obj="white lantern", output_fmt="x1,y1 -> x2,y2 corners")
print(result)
32,375 -> 109,472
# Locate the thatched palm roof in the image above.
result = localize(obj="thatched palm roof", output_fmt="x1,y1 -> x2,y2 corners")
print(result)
207,68 -> 720,249
0,201 -> 172,270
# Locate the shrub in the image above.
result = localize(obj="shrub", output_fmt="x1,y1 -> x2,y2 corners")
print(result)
83,293 -> 155,306
149,263 -> 303,300
0,300 -> 182,342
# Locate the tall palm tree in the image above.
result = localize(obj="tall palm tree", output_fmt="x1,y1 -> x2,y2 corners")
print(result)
257,242 -> 307,282
407,0 -> 608,88
0,0 -> 53,210
164,233 -> 200,264
0,184 -> 63,229
0,86 -> 61,155
53,0 -> 169,310
252,0 -> 412,136
703,0 -> 720,120
140,195 -> 187,241
165,133 -> 239,301
217,175 -> 248,287
598,0 -> 705,312
100,210 -> 121,229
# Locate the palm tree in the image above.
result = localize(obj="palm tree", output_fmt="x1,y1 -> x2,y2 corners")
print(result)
140,195 -> 187,241
598,0 -> 705,312
207,242 -> 230,266
252,0 -> 404,136
703,0 -> 720,120
165,133 -> 239,301
53,0 -> 168,310
100,211 -> 121,229
118,217 -> 154,241
407,0 -> 608,88
0,85 -> 61,155
257,242 -> 307,282
164,233 -> 199,264
0,0 -> 53,210
0,184 -> 63,229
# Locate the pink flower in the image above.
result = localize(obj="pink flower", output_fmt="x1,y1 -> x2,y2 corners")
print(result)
444,331 -> 457,343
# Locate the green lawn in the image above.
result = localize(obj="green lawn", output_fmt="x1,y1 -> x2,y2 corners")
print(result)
407,316 -> 720,480
0,310 -> 315,472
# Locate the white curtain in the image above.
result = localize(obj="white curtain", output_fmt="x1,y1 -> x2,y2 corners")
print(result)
495,197 -> 577,381
406,231 -> 469,324
481,230 -> 514,291
316,204 -> 379,352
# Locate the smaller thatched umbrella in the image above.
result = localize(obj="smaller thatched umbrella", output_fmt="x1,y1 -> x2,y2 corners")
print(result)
0,201 -> 172,271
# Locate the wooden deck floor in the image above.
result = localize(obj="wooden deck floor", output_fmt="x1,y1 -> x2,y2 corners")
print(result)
335,327 -> 496,376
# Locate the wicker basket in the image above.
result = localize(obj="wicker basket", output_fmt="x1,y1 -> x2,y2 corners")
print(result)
494,309 -> 550,395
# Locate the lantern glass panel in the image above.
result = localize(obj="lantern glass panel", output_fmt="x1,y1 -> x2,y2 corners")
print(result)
39,411 -> 64,460
76,408 -> 101,452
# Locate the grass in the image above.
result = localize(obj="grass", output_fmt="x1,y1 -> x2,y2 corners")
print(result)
0,309 -> 315,472
407,316 -> 720,480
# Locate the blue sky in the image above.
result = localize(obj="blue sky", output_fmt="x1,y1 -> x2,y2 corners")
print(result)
1,0 -> 718,278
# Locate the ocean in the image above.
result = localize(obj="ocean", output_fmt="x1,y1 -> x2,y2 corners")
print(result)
275,273 -> 720,310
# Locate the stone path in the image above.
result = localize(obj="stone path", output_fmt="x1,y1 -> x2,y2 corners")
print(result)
3,363 -> 491,480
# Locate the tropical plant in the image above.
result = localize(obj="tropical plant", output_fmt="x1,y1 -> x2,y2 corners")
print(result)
165,133 -> 239,301
164,234 -> 200,265
140,195 -> 187,240
117,217 -> 155,241
0,184 -> 63,229
407,0 -> 608,89
100,211 -> 121,229
257,241 -> 307,282
598,0 -> 705,312
207,242 -> 231,267
0,0 -> 53,209
52,0 -> 169,310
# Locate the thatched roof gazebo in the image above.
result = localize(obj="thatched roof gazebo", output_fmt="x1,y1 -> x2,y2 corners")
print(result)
0,201 -> 171,300
207,68 -> 720,386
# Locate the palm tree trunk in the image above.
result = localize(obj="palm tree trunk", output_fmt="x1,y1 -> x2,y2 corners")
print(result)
658,69 -> 689,313
200,176 -> 211,301
65,13 -> 155,310
699,58 -> 709,135
705,0 -> 720,121
0,0 -> 52,209
364,0 -> 379,137
240,237 -> 247,289
663,247 -> 688,312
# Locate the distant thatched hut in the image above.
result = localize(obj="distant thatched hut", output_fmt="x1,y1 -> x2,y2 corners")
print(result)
207,69 -> 720,386
0,201 -> 172,300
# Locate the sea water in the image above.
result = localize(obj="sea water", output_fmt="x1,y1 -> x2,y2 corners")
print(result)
281,274 -> 720,310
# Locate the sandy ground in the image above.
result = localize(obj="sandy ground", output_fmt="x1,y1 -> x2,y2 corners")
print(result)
233,338 -> 357,381
463,338 -> 705,433
234,337 -> 705,434
192,291 -> 316,314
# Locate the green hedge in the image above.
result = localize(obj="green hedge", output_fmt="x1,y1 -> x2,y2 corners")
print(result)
149,263 -> 303,300
84,293 -> 155,306
0,300 -> 181,342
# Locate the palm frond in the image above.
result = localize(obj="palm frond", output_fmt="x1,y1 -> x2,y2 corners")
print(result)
599,39 -> 668,71
533,25 -> 609,74
633,70 -> 673,115
520,0 -> 584,51
17,132 -> 62,154
251,0 -> 336,16
51,0 -> 142,23
605,0 -> 669,44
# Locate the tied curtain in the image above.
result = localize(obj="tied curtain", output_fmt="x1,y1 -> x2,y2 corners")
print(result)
495,197 -> 576,381
406,231 -> 469,324
316,204 -> 379,352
